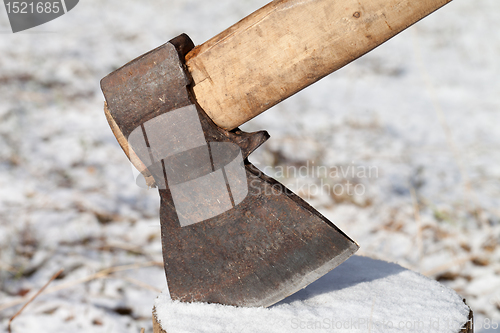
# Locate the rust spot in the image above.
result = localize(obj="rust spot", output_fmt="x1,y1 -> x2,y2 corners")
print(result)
385,20 -> 393,30
353,11 -> 361,18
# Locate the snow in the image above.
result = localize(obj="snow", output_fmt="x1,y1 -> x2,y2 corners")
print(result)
0,0 -> 499,332
155,256 -> 471,333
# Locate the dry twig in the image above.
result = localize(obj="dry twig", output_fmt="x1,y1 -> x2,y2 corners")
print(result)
0,261 -> 162,312
410,186 -> 424,269
7,269 -> 63,333
114,276 -> 162,293
423,255 -> 474,277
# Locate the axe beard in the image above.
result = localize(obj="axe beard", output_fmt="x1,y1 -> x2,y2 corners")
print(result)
101,34 -> 358,307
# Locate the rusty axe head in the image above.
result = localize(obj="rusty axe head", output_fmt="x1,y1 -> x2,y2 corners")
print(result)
100,0 -> 453,308
101,34 -> 358,307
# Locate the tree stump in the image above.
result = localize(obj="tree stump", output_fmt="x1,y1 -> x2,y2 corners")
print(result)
152,256 -> 473,332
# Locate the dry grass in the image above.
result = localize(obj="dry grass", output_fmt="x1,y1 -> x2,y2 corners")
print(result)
0,261 -> 162,313
8,269 -> 63,333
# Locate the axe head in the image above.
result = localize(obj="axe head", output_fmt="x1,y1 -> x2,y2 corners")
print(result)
101,34 -> 358,307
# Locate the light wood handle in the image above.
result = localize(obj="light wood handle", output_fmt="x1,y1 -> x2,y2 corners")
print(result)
186,0 -> 452,130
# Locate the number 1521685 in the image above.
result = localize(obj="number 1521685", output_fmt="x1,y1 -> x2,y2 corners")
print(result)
5,2 -> 61,14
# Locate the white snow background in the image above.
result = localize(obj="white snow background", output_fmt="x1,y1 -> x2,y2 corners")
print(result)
0,0 -> 499,332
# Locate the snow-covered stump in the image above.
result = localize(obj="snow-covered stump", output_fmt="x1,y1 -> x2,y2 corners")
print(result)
152,256 -> 473,333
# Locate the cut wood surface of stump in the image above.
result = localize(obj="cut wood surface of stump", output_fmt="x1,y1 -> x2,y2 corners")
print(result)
152,256 -> 473,333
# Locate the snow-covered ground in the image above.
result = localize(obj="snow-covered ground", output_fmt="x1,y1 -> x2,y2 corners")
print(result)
155,256 -> 472,333
0,0 -> 499,332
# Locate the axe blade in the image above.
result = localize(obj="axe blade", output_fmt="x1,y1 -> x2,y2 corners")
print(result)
101,35 -> 358,307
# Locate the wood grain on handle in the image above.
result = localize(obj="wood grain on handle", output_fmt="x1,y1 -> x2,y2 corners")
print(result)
186,0 -> 452,130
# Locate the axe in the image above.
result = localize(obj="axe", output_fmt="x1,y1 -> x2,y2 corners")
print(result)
101,0 -> 451,307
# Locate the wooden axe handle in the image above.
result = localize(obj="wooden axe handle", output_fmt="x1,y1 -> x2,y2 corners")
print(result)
186,0 -> 452,130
